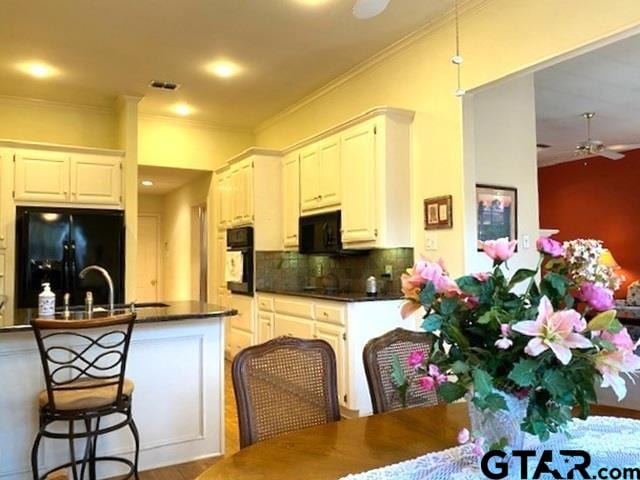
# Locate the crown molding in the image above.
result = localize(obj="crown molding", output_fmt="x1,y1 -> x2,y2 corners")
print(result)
0,138 -> 124,157
281,106 -> 414,154
138,112 -> 253,133
0,94 -> 115,115
254,0 -> 493,134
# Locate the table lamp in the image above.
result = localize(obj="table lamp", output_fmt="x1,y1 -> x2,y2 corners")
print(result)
599,249 -> 620,269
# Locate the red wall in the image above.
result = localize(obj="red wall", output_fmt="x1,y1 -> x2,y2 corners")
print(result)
538,149 -> 640,298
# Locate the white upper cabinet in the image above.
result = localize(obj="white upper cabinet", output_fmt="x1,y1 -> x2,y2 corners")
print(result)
340,120 -> 377,244
13,148 -> 123,208
215,168 -> 233,229
282,152 -> 300,248
300,134 -> 341,214
14,150 -> 70,203
71,154 -> 121,205
230,159 -> 253,226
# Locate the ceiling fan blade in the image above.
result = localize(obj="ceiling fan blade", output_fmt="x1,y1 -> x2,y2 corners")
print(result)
607,143 -> 640,152
600,149 -> 625,160
352,0 -> 391,19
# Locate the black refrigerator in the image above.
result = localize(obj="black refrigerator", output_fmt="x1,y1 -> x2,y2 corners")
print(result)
15,207 -> 125,308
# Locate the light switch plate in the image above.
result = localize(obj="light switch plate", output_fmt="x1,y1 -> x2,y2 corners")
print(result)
425,233 -> 438,251
384,265 -> 393,276
522,235 -> 530,249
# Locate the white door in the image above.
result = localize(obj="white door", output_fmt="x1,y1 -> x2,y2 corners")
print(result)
299,146 -> 320,212
14,150 -> 70,202
71,154 -> 122,206
314,321 -> 347,407
258,311 -> 275,343
137,215 -> 160,302
282,153 -> 300,247
341,122 -> 377,243
318,136 -> 341,208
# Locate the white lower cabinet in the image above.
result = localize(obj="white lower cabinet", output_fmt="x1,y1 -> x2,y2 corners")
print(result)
273,313 -> 314,339
257,311 -> 275,344
314,321 -> 347,407
256,293 -> 406,415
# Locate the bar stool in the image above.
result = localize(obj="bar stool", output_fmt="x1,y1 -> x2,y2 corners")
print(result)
31,313 -> 140,480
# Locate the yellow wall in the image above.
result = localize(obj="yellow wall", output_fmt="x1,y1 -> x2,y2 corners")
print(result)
254,0 -> 640,275
161,173 -> 212,301
138,115 -> 254,171
0,97 -> 118,148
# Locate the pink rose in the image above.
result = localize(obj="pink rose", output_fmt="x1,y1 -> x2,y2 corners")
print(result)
418,376 -> 435,391
407,350 -> 425,368
577,282 -> 614,311
481,238 -> 517,262
457,428 -> 470,444
463,296 -> 480,310
536,237 -> 565,257
471,437 -> 485,458
472,272 -> 491,282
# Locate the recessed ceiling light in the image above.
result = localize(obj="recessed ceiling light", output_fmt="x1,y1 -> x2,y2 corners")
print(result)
294,0 -> 331,6
17,61 -> 59,79
172,103 -> 193,116
206,60 -> 241,79
141,180 -> 154,187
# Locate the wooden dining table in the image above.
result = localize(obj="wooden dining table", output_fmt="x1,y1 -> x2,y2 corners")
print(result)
196,403 -> 640,480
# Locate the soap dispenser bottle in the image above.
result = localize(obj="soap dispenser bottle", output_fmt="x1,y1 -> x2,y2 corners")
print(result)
38,283 -> 56,317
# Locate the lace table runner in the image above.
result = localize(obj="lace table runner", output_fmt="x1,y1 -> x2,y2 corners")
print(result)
339,416 -> 640,480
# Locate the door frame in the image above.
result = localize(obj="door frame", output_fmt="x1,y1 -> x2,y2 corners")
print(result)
137,213 -> 162,302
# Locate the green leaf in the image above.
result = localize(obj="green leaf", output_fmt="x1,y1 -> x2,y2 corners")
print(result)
586,310 -> 617,332
390,355 -> 407,388
541,272 -> 569,299
508,359 -> 538,387
489,437 -> 509,451
608,318 -> 624,334
437,382 -> 467,402
456,275 -> 483,296
451,360 -> 469,375
542,370 -> 570,398
419,281 -> 436,306
439,297 -> 459,316
485,393 -> 508,412
421,314 -> 443,332
508,268 -> 537,289
564,295 -> 575,309
473,368 -> 493,397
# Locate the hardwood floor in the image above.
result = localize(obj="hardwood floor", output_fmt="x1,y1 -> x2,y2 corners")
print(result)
135,360 -> 239,479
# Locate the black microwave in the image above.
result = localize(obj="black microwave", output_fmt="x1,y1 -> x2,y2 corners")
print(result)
299,211 -> 342,255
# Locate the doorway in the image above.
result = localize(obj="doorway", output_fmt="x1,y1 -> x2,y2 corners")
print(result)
137,214 -> 161,302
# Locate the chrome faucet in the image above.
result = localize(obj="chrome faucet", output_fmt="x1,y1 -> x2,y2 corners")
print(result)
79,265 -> 114,313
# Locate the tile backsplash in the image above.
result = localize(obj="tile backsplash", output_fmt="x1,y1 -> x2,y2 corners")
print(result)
256,248 -> 414,295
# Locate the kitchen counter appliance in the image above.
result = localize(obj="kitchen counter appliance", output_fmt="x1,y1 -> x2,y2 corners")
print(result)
226,226 -> 254,296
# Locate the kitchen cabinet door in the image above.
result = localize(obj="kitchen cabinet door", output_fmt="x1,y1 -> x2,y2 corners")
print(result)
214,230 -> 229,305
282,153 -> 300,247
314,321 -> 347,407
273,313 -> 314,339
258,311 -> 275,343
299,146 -> 321,212
14,150 -> 70,203
340,122 -> 377,244
71,154 -> 122,206
239,160 -> 254,224
317,136 -> 341,209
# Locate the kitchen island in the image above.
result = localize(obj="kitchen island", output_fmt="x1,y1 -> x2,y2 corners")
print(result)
0,301 -> 236,480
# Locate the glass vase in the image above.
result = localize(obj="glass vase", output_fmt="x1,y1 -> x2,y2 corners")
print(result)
467,390 -> 528,453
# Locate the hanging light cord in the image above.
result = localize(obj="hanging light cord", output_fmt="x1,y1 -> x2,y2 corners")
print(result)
452,0 -> 465,97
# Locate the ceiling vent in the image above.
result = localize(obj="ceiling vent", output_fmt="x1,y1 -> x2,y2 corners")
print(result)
148,80 -> 181,91
536,143 -> 551,149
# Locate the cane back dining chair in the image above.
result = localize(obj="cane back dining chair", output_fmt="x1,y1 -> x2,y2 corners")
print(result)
232,336 -> 341,448
363,327 -> 439,414
31,312 -> 139,480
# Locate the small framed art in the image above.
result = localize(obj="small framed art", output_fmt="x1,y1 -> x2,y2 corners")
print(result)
424,195 -> 453,230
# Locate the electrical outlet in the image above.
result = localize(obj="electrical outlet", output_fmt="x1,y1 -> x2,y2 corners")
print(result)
384,265 -> 393,276
425,233 -> 438,251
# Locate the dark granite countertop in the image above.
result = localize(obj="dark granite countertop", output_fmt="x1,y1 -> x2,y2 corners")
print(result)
1,301 -> 237,334
256,288 -> 403,303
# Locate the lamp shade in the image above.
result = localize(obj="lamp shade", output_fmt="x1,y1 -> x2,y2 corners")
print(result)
599,249 -> 620,269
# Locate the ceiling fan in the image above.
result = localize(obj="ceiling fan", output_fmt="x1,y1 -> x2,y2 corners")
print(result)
574,112 -> 627,160
352,0 -> 391,19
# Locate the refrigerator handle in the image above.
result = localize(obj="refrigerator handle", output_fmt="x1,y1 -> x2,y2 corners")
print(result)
62,241 -> 70,294
69,240 -> 77,296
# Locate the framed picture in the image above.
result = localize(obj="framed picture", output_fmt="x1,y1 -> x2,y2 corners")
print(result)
424,195 -> 453,230
476,184 -> 517,250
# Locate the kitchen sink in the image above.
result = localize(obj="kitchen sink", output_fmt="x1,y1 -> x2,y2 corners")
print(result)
57,302 -> 170,312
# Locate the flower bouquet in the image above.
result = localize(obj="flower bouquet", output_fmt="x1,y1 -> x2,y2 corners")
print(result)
398,237 -> 640,451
